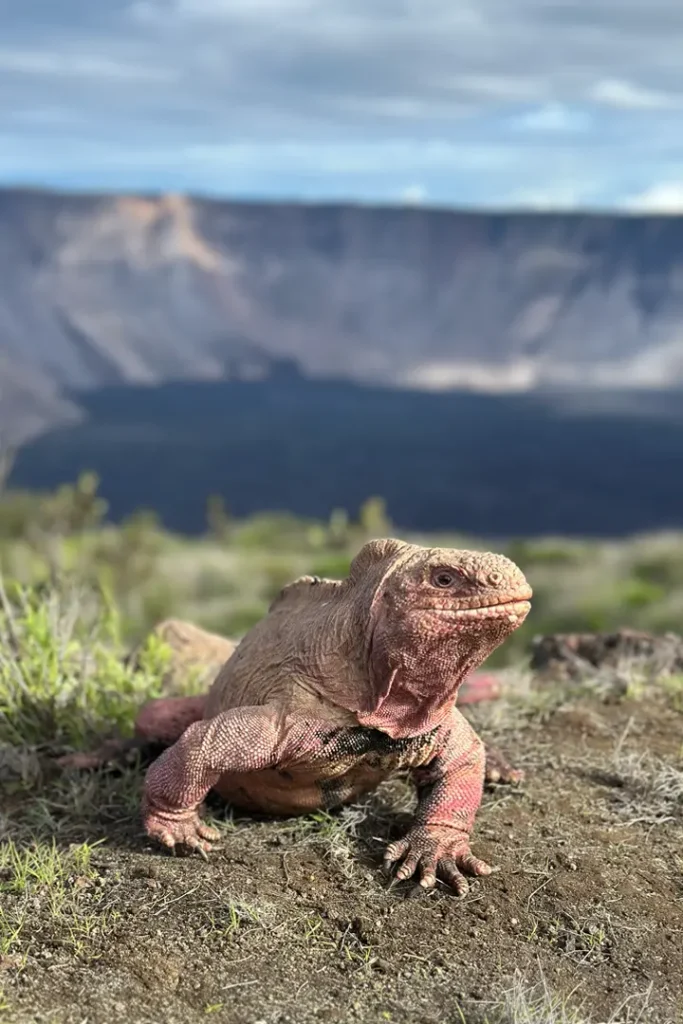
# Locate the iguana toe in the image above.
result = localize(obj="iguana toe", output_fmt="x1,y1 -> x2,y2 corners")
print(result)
143,802 -> 220,856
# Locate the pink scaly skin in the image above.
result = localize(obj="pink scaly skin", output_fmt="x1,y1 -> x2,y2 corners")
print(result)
59,671 -> 517,780
135,539 -> 532,893
142,705 -> 489,892
384,725 -> 488,894
142,708 -> 320,854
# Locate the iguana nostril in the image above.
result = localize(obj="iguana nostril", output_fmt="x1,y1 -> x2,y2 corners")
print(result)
488,571 -> 503,586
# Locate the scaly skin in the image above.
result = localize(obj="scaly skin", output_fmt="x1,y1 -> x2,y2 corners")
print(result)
57,673 -> 517,781
385,720 -> 488,893
138,538 -> 532,893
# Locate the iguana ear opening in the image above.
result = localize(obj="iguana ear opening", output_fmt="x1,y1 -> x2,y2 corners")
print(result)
348,538 -> 410,584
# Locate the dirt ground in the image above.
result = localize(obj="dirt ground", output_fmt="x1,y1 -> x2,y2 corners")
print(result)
1,671 -> 682,1024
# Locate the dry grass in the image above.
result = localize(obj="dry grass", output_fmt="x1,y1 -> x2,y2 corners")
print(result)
608,750 -> 683,825
470,969 -> 655,1024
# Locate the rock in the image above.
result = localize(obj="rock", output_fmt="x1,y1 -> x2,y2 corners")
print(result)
529,629 -> 683,679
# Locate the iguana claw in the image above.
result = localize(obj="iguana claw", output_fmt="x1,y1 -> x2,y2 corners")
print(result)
142,800 -> 219,856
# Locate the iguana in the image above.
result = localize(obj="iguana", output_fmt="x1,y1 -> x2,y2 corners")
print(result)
133,538 -> 531,893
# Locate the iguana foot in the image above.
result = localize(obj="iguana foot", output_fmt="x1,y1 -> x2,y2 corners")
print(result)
142,799 -> 220,857
484,745 -> 524,785
383,825 -> 493,896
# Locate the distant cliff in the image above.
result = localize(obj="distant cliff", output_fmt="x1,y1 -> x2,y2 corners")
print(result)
2,187 -> 683,447
3,187 -> 683,536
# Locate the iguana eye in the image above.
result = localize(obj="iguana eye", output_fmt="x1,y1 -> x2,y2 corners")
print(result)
431,569 -> 460,588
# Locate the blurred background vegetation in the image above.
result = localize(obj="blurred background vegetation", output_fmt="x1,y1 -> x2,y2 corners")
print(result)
1,470 -> 682,667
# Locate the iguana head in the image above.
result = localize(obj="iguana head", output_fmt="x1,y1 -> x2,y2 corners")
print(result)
347,539 -> 532,737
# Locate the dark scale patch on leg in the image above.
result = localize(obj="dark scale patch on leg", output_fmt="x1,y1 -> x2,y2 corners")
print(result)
320,776 -> 358,809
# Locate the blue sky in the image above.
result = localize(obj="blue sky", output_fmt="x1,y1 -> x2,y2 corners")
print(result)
2,0 -> 683,210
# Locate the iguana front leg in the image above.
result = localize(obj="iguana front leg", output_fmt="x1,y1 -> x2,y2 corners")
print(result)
142,707 -> 316,855
383,712 -> 491,895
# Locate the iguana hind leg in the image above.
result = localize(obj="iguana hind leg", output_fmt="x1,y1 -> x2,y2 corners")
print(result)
457,674 -> 524,785
484,745 -> 523,785
134,695 -> 207,744
456,673 -> 501,705
57,695 -> 207,771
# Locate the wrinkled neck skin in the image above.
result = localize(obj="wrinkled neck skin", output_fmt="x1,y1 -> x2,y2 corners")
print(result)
302,539 -> 529,739
309,545 -> 526,740
359,595 -> 522,741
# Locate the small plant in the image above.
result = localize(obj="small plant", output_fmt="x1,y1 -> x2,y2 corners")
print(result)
358,496 -> 392,537
660,673 -> 683,711
284,805 -> 368,878
0,579 -> 170,749
309,553 -> 353,580
202,898 -> 272,940
0,839 -> 115,964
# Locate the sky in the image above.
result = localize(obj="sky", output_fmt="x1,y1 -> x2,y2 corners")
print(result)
2,0 -> 683,210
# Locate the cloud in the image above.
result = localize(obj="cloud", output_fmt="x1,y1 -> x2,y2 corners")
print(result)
504,181 -> 599,211
622,182 -> 683,212
183,141 -> 513,174
165,0 -> 317,17
1,0 -> 683,206
0,47 -> 175,82
509,103 -> 591,133
399,185 -> 427,205
590,79 -> 681,110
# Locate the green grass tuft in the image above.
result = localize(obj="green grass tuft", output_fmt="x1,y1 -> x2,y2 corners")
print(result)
0,580 -> 170,749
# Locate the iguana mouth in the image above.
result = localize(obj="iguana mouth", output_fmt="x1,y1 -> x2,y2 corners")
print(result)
422,598 -> 531,622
